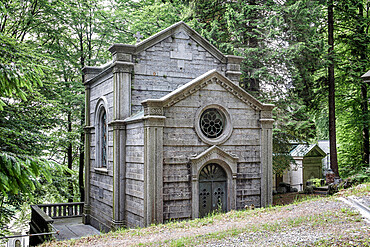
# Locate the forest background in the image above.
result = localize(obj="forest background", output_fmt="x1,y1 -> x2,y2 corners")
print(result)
1,0 -> 370,236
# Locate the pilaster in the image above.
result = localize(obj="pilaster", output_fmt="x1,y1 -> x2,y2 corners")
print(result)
142,103 -> 165,226
260,114 -> 274,207
110,120 -> 126,230
226,55 -> 243,85
109,45 -> 134,229
110,44 -> 135,120
112,62 -> 134,120
83,85 -> 92,224
82,66 -> 104,83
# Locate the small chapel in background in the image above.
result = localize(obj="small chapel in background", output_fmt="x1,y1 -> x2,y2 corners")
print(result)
82,21 -> 274,231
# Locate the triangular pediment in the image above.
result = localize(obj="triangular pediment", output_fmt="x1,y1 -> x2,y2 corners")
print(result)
142,70 -> 274,111
109,21 -> 227,63
306,145 -> 326,157
291,144 -> 326,158
191,145 -> 238,162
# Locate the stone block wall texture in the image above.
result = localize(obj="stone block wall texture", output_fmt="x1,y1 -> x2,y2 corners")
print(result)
84,23 -> 266,230
162,82 -> 262,221
89,73 -> 114,231
125,122 -> 145,227
131,31 -> 227,114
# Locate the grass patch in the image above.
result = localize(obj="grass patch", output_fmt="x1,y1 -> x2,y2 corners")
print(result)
146,212 -> 351,247
336,182 -> 370,197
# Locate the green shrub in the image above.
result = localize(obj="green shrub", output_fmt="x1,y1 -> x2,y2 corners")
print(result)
307,178 -> 321,187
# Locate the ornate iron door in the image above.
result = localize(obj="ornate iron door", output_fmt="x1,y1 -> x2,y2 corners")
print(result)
199,163 -> 227,217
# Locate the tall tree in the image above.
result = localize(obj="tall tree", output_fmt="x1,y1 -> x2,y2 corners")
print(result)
356,2 -> 369,166
328,0 -> 339,177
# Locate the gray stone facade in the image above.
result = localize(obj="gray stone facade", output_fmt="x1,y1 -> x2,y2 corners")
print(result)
83,22 -> 274,231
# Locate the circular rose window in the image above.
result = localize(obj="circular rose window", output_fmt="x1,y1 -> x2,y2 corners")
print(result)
200,108 -> 225,138
195,105 -> 232,145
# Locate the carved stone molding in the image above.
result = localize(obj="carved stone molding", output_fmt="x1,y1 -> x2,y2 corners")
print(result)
108,120 -> 127,130
259,118 -> 274,129
142,100 -> 164,116
112,61 -> 134,73
260,110 -> 272,119
143,116 -> 166,127
163,77 -> 262,111
84,126 -> 94,134
216,79 -> 260,110
190,145 -> 238,176
144,106 -> 163,116
163,78 -> 213,108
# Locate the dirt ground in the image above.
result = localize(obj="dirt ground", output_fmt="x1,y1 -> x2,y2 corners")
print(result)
273,192 -> 327,206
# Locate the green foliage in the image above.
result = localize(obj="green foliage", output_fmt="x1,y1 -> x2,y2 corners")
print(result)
1,0 -> 370,236
0,152 -> 72,234
332,0 -> 370,176
307,178 -> 322,188
123,0 -> 185,42
352,168 -> 370,184
0,153 -> 51,195
0,34 -> 47,110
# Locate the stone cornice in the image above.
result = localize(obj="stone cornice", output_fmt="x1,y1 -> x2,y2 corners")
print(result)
225,71 -> 242,75
142,116 -> 166,120
143,115 -> 166,127
112,61 -> 134,73
142,70 -> 275,112
226,55 -> 243,64
108,44 -> 136,55
108,22 -> 228,63
259,119 -> 274,129
84,125 -> 94,133
83,66 -> 113,86
108,120 -> 127,129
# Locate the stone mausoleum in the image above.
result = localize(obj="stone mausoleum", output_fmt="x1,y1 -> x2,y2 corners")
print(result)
82,22 -> 274,231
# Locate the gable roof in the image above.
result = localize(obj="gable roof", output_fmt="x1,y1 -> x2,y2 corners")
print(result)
109,21 -> 229,63
290,144 -> 326,158
142,69 -> 275,111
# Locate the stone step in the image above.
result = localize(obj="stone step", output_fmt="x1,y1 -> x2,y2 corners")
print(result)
315,186 -> 329,191
314,190 -> 328,195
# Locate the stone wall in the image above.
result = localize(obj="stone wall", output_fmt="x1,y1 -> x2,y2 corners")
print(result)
88,73 -> 114,231
132,32 -> 227,113
125,121 -> 145,227
162,82 -> 262,221
89,73 -> 114,125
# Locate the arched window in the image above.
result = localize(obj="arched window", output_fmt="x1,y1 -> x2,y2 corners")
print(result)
99,108 -> 107,167
94,97 -> 109,169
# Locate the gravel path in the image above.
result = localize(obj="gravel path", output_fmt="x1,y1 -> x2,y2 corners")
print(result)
205,197 -> 370,247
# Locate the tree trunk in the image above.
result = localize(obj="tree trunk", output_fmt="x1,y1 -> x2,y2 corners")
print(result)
79,26 -> 86,202
79,116 -> 85,202
328,0 -> 339,178
361,83 -> 369,164
245,0 -> 260,93
358,4 -> 369,165
67,112 -> 74,202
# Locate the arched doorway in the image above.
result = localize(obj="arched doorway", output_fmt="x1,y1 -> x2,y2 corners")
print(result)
199,163 -> 227,217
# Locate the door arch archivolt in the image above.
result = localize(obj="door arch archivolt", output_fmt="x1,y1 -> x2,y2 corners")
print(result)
191,155 -> 237,219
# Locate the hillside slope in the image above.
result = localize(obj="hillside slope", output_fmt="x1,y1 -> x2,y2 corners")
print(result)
42,184 -> 370,247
